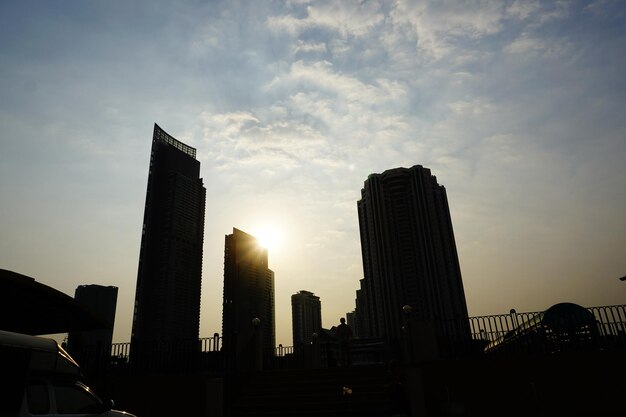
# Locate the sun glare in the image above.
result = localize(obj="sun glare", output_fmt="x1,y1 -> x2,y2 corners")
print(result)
255,226 -> 284,252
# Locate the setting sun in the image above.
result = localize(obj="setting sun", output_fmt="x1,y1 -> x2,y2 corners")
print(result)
255,225 -> 284,252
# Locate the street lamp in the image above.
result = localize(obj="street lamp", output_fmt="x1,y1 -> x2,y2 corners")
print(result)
402,305 -> 412,333
510,308 -> 519,331
402,305 -> 413,363
252,318 -> 262,371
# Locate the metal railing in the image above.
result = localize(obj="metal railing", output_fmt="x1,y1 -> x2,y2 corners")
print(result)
275,344 -> 294,357
589,305 -> 626,341
69,335 -> 223,376
69,305 -> 626,376
444,304 -> 626,356
471,305 -> 624,337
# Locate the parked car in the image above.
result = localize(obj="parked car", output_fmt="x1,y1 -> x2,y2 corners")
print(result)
0,329 -> 136,417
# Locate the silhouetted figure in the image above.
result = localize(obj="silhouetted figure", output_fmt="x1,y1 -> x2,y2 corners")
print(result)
336,317 -> 352,367
385,359 -> 409,417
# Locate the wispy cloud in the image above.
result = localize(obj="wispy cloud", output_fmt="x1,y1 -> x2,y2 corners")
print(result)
1,0 -> 624,342
268,0 -> 384,37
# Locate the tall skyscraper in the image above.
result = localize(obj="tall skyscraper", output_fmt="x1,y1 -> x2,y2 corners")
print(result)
222,228 -> 275,360
131,124 -> 206,354
356,165 -> 469,342
67,284 -> 118,372
291,290 -> 322,347
67,284 -> 118,350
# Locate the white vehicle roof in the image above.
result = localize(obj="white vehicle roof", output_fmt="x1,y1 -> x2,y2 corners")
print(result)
0,330 -> 81,376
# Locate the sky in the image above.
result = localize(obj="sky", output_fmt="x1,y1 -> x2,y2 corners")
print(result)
1,0 -> 625,346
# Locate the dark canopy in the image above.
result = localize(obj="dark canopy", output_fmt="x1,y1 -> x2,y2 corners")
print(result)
0,269 -> 108,335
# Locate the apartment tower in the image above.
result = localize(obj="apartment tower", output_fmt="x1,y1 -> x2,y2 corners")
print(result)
356,165 -> 469,342
67,284 -> 118,350
222,228 -> 276,360
131,124 -> 206,354
291,290 -> 322,347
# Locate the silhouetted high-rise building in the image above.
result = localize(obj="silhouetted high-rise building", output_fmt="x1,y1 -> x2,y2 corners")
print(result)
67,284 -> 118,351
67,284 -> 118,373
354,279 -> 372,339
291,290 -> 322,347
222,228 -> 275,360
356,165 -> 469,342
131,124 -> 206,354
345,310 -> 356,335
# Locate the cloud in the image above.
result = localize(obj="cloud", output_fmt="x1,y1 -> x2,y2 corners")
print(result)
267,14 -> 311,36
506,0 -> 542,20
267,60 -> 406,108
503,34 -> 573,61
305,1 -> 385,37
199,110 -> 332,174
294,40 -> 327,54
390,0 -> 506,60
3,0 -> 626,342
537,1 -> 570,23
505,33 -> 547,54
448,98 -> 494,116
267,0 -> 384,38
583,0 -> 624,17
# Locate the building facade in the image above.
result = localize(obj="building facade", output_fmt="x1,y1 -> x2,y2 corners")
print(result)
222,228 -> 275,360
67,284 -> 118,351
291,290 -> 322,347
66,284 -> 118,373
131,124 -> 206,355
356,165 -> 469,342
352,281 -> 371,339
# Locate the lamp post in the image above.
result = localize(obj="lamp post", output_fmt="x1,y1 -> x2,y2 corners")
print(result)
510,308 -> 518,331
402,305 -> 413,363
311,332 -> 320,368
252,318 -> 261,371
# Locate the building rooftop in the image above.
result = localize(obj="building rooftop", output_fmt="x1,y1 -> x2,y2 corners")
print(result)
153,123 -> 196,159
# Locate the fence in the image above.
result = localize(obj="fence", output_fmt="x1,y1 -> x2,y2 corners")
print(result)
459,304 -> 626,355
69,335 -> 223,376
589,305 -> 626,343
70,304 -> 626,376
